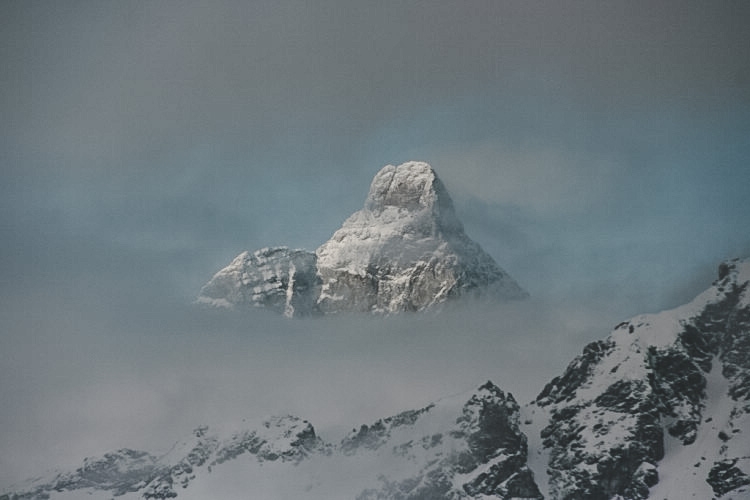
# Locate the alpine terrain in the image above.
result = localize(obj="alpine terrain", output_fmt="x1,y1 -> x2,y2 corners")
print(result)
523,257 -> 750,500
4,258 -> 750,499
197,161 -> 527,316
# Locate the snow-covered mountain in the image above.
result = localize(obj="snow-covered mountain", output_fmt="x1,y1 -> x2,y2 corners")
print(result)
6,258 -> 750,499
522,257 -> 750,500
197,161 -> 527,316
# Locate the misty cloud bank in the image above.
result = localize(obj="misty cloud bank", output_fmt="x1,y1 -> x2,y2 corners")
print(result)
0,289 -> 616,489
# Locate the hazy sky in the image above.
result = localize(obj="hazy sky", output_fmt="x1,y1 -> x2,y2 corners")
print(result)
1,0 -> 749,490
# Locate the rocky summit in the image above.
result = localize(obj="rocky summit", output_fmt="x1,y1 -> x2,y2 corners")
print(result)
197,161 -> 527,316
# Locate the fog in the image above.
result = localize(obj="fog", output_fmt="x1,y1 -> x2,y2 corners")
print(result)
2,0 -> 750,491
0,284 -> 617,488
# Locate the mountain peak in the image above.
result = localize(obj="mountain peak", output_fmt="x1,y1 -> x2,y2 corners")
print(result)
198,161 -> 526,315
362,161 -> 463,235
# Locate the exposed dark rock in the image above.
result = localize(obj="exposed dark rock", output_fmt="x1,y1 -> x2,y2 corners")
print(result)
340,405 -> 434,455
536,339 -> 615,405
52,449 -> 164,497
707,459 -> 750,497
647,346 -> 706,445
351,381 -> 541,499
533,258 -> 750,500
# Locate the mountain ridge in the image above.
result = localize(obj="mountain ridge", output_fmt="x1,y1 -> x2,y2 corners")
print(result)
525,257 -> 750,499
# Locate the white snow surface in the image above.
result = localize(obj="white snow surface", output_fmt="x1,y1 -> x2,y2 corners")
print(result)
647,363 -> 739,500
562,258 -> 749,405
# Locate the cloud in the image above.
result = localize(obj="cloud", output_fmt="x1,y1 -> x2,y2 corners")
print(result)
4,1 -> 748,180
0,293 -> 618,489
433,140 -> 624,216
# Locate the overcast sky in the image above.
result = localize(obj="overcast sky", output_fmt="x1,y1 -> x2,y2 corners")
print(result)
1,0 -> 749,490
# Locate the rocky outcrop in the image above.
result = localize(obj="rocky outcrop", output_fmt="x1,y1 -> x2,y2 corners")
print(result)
197,162 -> 526,316
348,381 -> 542,500
1,449 -> 165,500
196,247 -> 319,317
142,415 -> 328,499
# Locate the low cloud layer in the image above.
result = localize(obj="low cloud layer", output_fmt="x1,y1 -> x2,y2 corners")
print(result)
0,291 -> 618,488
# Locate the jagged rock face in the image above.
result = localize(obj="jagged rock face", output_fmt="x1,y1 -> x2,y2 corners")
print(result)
532,258 -> 750,500
197,161 -> 526,316
196,247 -> 320,317
348,381 -> 542,500
2,383 -> 540,500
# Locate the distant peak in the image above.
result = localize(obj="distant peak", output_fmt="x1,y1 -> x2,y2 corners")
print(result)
199,160 -> 527,315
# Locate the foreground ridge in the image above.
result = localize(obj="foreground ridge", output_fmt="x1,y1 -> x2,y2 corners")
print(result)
197,161 -> 527,316
525,257 -> 750,499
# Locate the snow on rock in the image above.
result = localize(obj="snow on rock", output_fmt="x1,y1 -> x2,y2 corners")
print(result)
316,161 -> 527,314
197,162 -> 526,316
197,247 -> 319,317
1,449 -> 165,500
2,416 -> 329,500
531,257 -> 750,500
345,381 -> 542,499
